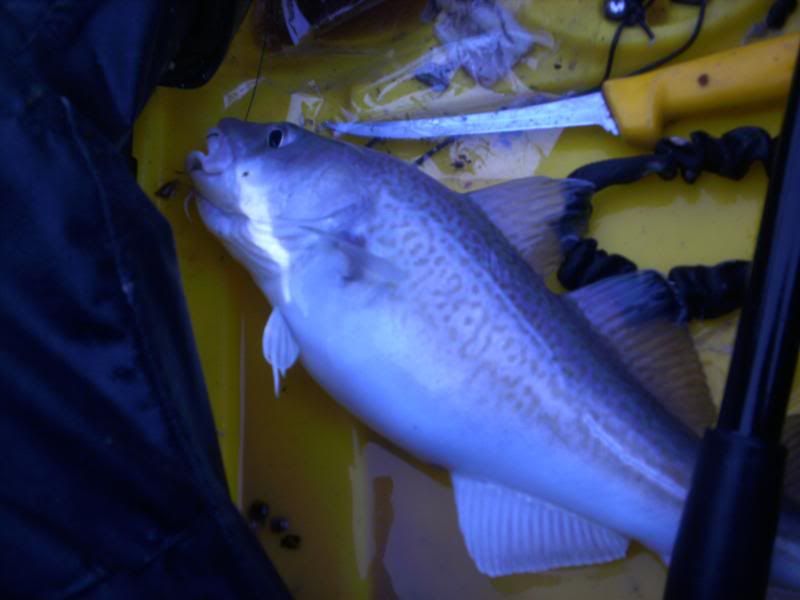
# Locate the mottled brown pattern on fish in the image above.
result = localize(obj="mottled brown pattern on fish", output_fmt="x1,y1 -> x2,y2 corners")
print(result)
343,142 -> 694,499
200,124 -> 694,506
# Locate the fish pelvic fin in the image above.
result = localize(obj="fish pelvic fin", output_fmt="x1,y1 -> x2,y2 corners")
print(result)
452,474 -> 629,577
467,176 -> 593,278
565,270 -> 716,435
262,307 -> 300,398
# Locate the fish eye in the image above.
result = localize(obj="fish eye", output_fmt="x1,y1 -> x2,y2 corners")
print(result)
268,129 -> 283,149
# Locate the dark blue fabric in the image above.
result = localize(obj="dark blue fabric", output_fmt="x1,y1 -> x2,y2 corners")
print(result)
3,0 -> 191,147
0,2 -> 289,598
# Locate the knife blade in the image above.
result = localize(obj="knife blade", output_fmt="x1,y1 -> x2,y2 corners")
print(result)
327,32 -> 799,147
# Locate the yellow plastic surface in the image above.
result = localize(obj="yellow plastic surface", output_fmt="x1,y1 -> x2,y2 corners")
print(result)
133,1 -> 800,598
604,32 -> 800,146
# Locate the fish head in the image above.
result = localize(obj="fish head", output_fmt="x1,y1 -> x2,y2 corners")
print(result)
186,118 -> 380,300
186,118 -> 361,226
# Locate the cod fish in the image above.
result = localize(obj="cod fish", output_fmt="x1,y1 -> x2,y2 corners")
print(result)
187,119 -> 800,590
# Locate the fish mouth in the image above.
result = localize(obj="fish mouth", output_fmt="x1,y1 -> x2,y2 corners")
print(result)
185,128 -> 233,176
186,151 -> 204,174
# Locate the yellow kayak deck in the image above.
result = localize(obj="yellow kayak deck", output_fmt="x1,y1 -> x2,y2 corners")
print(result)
133,1 -> 800,597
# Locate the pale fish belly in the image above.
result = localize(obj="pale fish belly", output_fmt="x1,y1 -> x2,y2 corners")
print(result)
278,227 -> 698,560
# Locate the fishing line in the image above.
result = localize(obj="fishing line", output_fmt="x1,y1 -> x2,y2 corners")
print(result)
183,191 -> 196,222
628,0 -> 707,75
601,0 -> 707,84
601,0 -> 656,83
413,137 -> 456,166
245,36 -> 268,122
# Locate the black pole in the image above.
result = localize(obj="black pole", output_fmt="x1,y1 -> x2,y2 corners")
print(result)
663,48 -> 800,600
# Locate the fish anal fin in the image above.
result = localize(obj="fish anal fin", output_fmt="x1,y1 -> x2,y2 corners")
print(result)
452,474 -> 629,577
467,176 -> 592,277
262,307 -> 300,398
565,271 -> 716,435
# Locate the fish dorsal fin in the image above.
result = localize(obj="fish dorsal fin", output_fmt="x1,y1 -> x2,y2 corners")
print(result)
451,474 -> 628,576
565,271 -> 716,435
467,176 -> 592,277
783,414 -> 800,504
262,307 -> 300,398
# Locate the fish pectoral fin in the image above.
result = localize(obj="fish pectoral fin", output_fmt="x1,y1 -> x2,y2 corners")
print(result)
466,176 -> 593,277
565,270 -> 716,435
783,414 -> 800,505
262,307 -> 300,398
300,226 -> 405,285
452,474 -> 629,577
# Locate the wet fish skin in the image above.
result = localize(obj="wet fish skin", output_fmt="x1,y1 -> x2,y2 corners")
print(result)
187,118 -> 800,590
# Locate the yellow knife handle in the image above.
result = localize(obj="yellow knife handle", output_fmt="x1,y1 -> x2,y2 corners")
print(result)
602,32 -> 800,147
